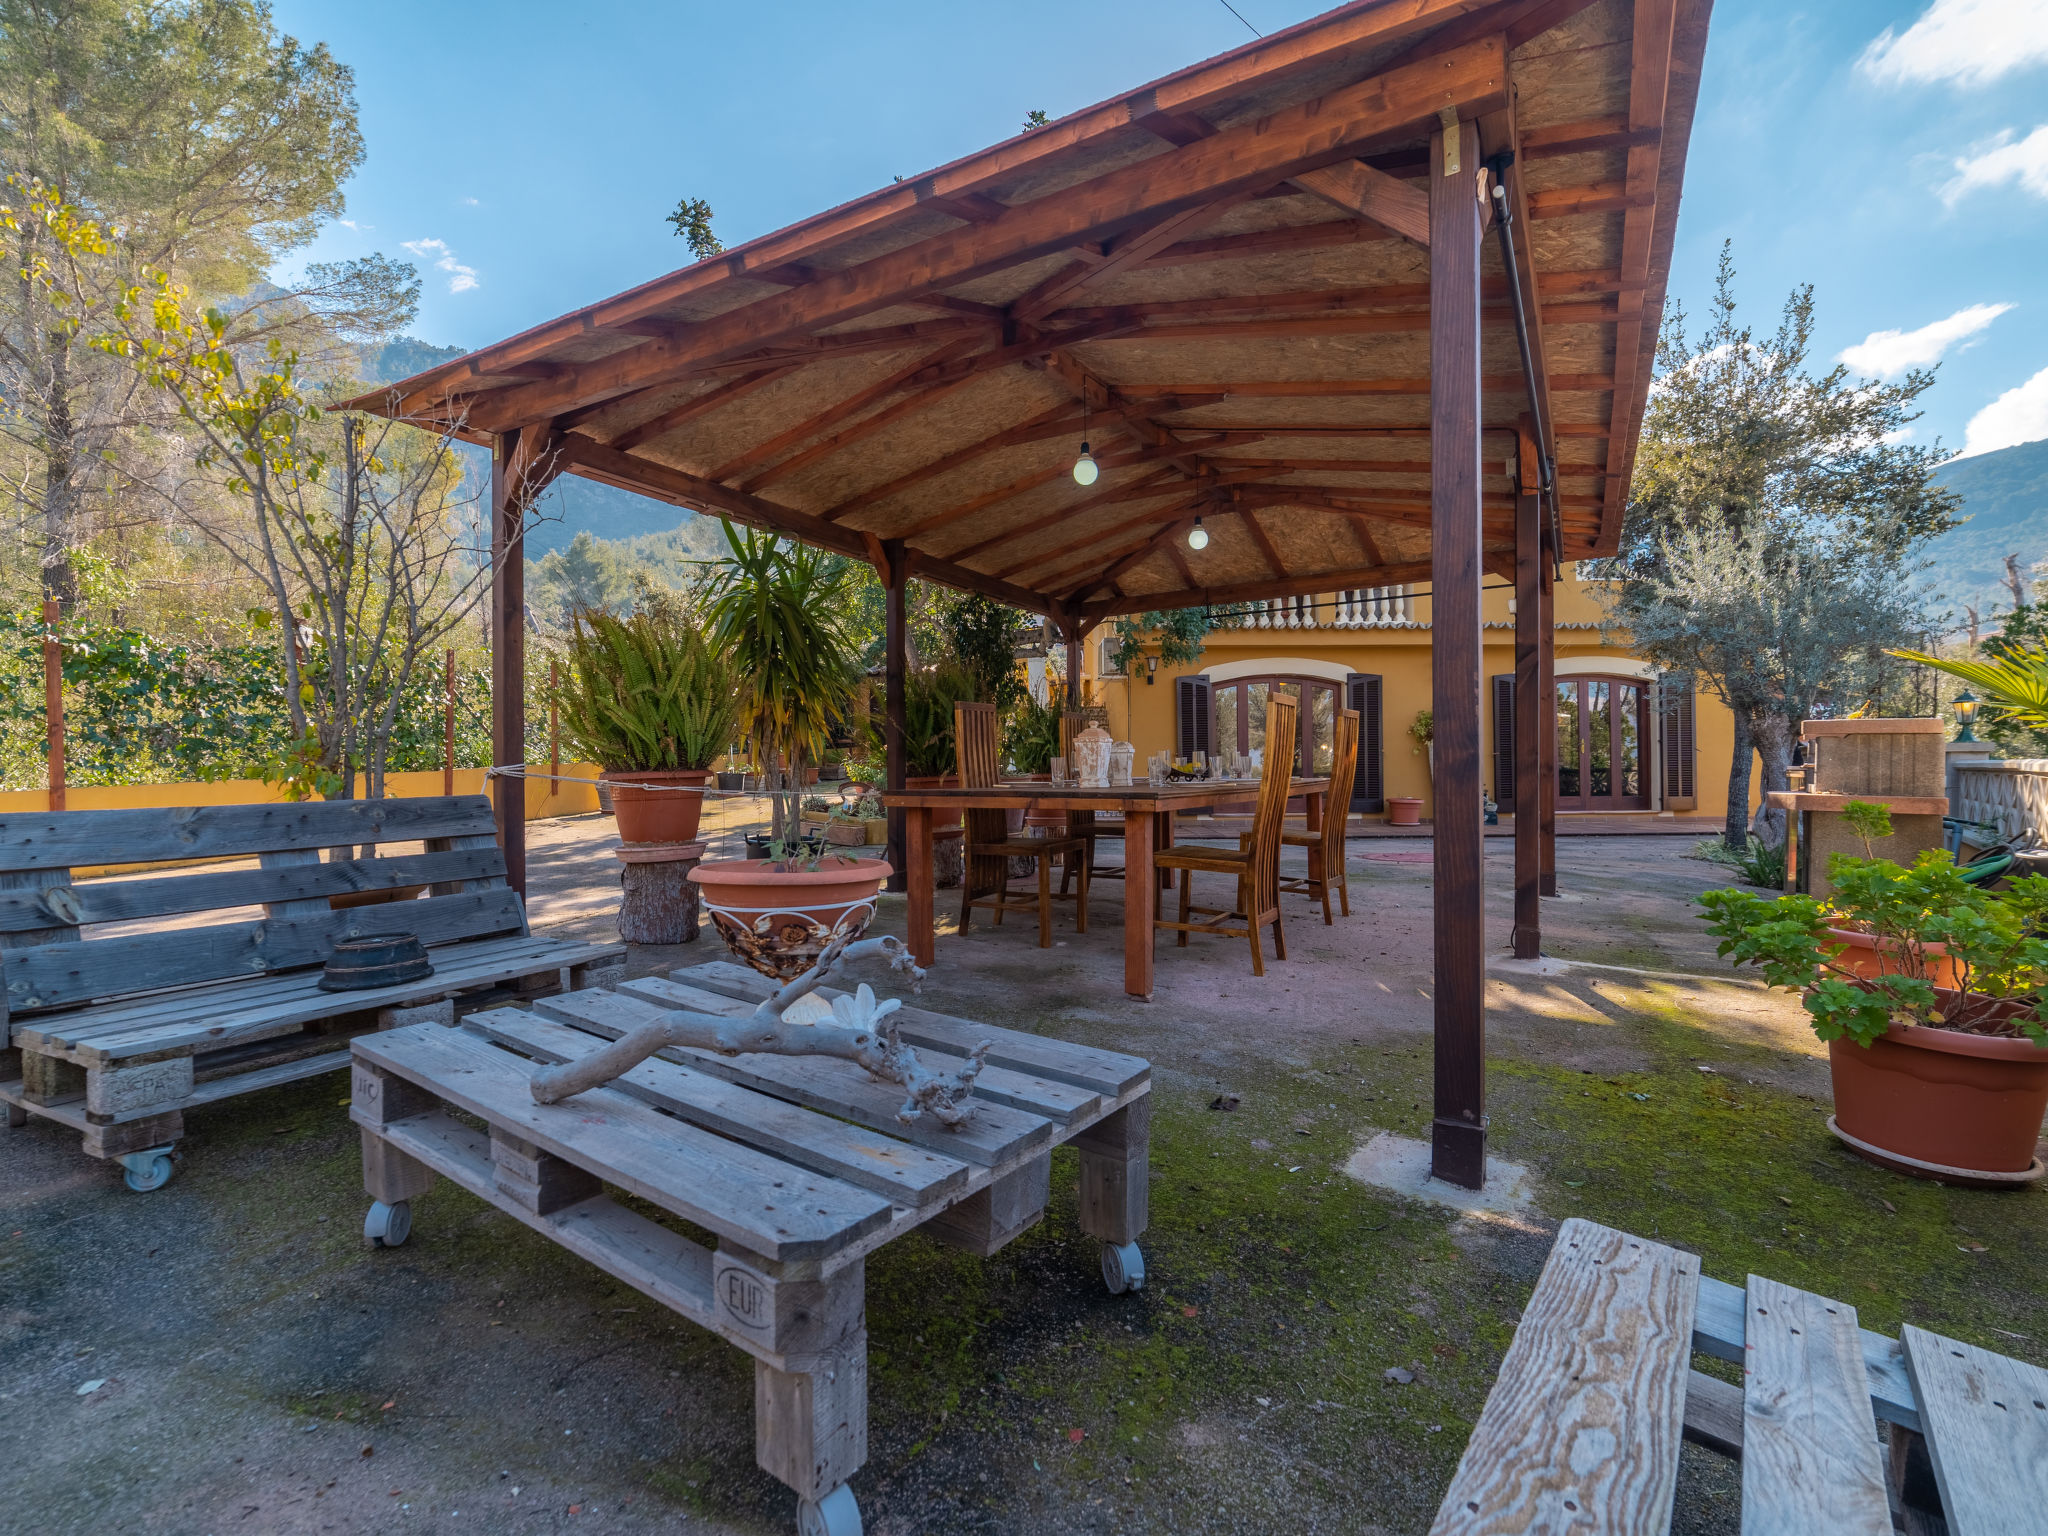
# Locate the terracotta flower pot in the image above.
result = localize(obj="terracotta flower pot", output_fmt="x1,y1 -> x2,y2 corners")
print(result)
906,773 -> 961,831
1386,797 -> 1424,826
689,855 -> 893,982
603,769 -> 711,845
1828,990 -> 2048,1182
1825,928 -> 1962,989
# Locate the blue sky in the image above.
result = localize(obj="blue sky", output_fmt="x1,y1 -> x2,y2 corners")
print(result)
273,0 -> 2048,459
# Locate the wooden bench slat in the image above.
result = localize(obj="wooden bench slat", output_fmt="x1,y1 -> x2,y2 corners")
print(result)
1902,1323 -> 2048,1535
1739,1274 -> 1892,1536
623,976 -> 1103,1126
17,936 -> 623,1062
1694,1272 -> 1919,1432
0,796 -> 499,871
4,888 -> 528,1013
531,987 -> 1054,1169
354,1024 -> 893,1264
0,848 -> 508,934
673,959 -> 1151,1096
1429,1217 -> 1699,1535
463,1007 -> 972,1208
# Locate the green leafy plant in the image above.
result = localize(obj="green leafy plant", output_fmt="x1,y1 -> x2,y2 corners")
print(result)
862,661 -> 982,779
699,523 -> 862,860
555,609 -> 739,772
1002,685 -> 1065,774
1699,821 -> 2048,1046
1731,838 -> 1787,890
1409,709 -> 1433,748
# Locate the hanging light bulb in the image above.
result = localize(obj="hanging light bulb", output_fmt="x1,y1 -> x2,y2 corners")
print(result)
1187,516 -> 1209,551
1072,441 -> 1098,486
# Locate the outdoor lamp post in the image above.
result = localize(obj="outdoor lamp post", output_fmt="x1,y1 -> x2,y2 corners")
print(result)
1954,690 -> 1979,742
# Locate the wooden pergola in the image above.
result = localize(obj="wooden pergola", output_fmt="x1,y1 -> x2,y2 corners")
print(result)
351,0 -> 1711,1189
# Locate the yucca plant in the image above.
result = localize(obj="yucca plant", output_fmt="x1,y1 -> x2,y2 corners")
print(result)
556,609 -> 740,771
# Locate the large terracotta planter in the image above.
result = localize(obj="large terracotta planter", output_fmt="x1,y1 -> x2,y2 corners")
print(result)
1825,928 -> 1962,989
1386,797 -> 1424,826
1828,991 -> 2048,1184
603,768 -> 711,845
689,855 -> 893,982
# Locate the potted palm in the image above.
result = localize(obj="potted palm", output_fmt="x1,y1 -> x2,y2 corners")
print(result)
1701,800 -> 2048,1184
689,525 -> 889,979
556,609 -> 739,846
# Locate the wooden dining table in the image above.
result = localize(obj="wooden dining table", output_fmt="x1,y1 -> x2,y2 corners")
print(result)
881,777 -> 1329,1000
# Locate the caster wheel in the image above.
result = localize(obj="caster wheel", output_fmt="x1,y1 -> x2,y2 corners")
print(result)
119,1148 -> 174,1193
1101,1240 -> 1146,1295
364,1200 -> 412,1247
797,1484 -> 862,1536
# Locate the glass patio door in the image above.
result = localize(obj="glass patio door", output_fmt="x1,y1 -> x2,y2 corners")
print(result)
1555,677 -> 1649,811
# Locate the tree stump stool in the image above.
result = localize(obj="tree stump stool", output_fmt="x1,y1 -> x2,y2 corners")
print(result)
615,841 -> 705,944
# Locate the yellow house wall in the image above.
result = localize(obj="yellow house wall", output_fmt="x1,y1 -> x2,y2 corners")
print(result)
0,764 -> 604,822
1088,578 -> 1757,821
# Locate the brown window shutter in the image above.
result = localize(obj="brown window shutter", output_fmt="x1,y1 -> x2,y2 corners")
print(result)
1492,674 -> 1515,804
1661,673 -> 1697,805
1176,676 -> 1212,760
1346,673 -> 1383,811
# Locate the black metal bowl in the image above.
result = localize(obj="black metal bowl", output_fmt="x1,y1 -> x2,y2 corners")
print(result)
319,932 -> 435,992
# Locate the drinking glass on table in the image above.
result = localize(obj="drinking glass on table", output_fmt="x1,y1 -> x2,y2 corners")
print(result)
1051,755 -> 1067,787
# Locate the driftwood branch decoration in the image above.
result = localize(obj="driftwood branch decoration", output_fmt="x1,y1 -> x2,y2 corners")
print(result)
528,935 -> 994,1128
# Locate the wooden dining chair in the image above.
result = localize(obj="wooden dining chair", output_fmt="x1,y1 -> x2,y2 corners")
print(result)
1244,706 -> 1357,924
1155,695 -> 1296,976
956,702 -> 1088,947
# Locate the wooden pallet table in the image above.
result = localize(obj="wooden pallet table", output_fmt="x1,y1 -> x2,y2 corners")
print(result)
351,958 -> 1151,1536
1429,1216 -> 2047,1534
1,796 -> 623,1190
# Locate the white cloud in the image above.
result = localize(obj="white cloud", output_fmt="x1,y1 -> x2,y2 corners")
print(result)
1860,0 -> 2048,86
460,196 -> 479,207
1839,302 -> 2014,377
1959,365 -> 2048,457
1943,124 -> 2048,203
401,237 -> 479,294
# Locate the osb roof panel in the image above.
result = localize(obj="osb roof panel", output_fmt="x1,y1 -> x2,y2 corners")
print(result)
353,0 -> 1713,621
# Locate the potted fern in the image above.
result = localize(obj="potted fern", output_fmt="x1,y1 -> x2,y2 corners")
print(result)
556,609 -> 739,846
1701,800 -> 2048,1183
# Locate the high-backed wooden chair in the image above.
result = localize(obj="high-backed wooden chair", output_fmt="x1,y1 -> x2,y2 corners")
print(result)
1156,696 -> 1295,975
1243,707 -> 1357,924
957,702 -> 1088,947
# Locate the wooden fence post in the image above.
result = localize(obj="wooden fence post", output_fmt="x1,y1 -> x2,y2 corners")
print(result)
444,647 -> 456,796
549,658 -> 560,800
43,598 -> 65,813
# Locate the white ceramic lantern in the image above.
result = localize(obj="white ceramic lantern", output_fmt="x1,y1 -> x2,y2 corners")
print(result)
1109,740 -> 1136,786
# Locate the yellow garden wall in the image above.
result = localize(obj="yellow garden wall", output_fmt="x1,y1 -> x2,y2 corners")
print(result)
0,763 -> 605,821
1089,577 -> 1759,821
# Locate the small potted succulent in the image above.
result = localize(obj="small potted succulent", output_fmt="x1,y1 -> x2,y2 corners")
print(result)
556,609 -> 741,846
1701,800 -> 2048,1183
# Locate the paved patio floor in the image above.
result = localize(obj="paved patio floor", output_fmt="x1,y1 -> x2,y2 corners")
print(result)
5,815 -> 2043,1535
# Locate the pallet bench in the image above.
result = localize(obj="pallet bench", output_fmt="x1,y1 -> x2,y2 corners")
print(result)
0,796 -> 622,1190
1430,1216 -> 2046,1534
351,957 -> 1151,1536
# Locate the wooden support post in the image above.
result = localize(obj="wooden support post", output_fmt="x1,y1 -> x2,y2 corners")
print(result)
1063,617 -> 1083,707
548,658 -> 561,800
42,598 -> 64,812
1074,1095 -> 1150,1247
1428,115 -> 1487,1191
1512,430 -> 1543,960
490,433 -> 529,895
443,647 -> 457,796
882,540 -> 910,895
1538,522 -> 1559,898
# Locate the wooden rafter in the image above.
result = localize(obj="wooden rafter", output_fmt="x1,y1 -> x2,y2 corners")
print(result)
447,37 -> 1510,430
1078,560 -> 1438,621
602,366 -> 797,452
937,466 -> 1183,564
